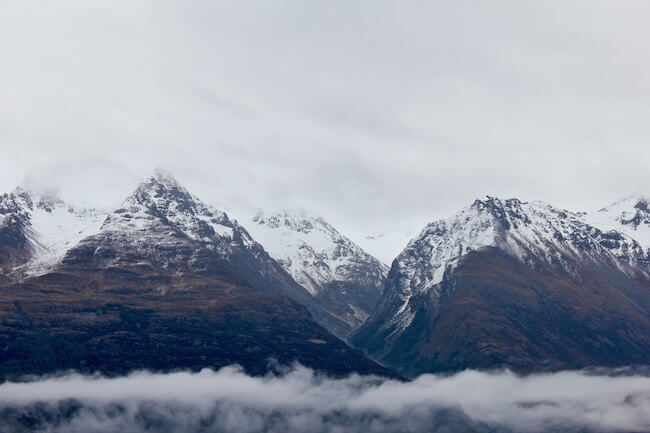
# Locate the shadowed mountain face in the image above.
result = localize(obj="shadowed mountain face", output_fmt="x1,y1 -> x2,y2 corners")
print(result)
0,172 -> 396,380
353,197 -> 650,377
0,193 -> 29,273
0,268 -> 394,380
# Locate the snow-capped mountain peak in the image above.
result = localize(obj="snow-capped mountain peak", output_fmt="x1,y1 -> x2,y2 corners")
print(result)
247,209 -> 388,334
586,194 -> 650,251
354,195 -> 650,376
249,209 -> 387,296
387,196 -> 650,330
128,169 -> 197,212
100,171 -> 244,246
0,187 -> 107,277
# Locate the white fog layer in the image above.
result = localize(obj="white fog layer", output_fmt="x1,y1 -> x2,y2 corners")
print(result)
1,366 -> 648,433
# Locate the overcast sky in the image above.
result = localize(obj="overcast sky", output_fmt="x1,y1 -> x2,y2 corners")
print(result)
2,1 -> 650,255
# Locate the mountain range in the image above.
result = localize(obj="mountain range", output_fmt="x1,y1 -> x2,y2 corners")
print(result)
0,171 -> 393,380
353,196 -> 650,376
0,172 -> 648,379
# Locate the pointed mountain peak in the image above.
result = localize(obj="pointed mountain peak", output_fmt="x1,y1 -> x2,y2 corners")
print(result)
403,196 -> 632,295
125,170 -> 201,216
101,170 -> 239,248
5,186 -> 66,213
470,196 -> 525,212
151,168 -> 181,187
461,196 -> 574,229
472,195 -> 504,206
137,169 -> 185,194
10,185 -> 29,197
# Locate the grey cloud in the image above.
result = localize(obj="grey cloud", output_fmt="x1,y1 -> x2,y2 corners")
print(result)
2,0 -> 650,258
0,366 -> 648,433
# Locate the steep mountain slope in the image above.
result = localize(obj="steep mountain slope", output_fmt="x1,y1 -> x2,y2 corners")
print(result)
353,197 -> 650,376
0,268 -> 395,380
248,210 -> 388,334
585,195 -> 650,251
61,171 -> 316,301
0,172 -> 396,379
63,171 -> 361,335
0,188 -> 106,278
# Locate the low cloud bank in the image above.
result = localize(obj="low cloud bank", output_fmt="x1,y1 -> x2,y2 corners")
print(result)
0,366 -> 648,433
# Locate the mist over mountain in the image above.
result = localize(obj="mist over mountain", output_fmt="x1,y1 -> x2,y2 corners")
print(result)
1,366 -> 648,433
3,2 -> 650,433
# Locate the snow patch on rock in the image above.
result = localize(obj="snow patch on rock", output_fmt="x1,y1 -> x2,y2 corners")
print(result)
0,188 -> 107,277
585,194 -> 650,251
248,209 -> 387,296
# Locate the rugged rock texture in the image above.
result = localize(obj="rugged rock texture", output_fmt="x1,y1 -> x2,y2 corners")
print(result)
249,210 -> 388,336
353,197 -> 650,377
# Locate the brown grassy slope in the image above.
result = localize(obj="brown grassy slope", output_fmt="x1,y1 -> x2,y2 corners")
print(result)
0,265 -> 396,381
